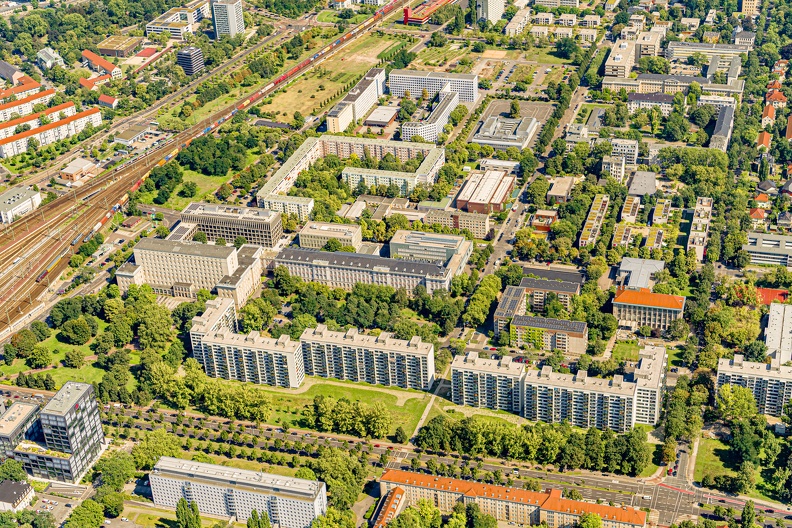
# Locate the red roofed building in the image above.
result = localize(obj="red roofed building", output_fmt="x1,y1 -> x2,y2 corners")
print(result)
0,108 -> 102,158
766,89 -> 788,109
768,79 -> 783,90
0,76 -> 40,103
79,74 -> 112,91
757,287 -> 789,305
749,207 -> 769,227
755,193 -> 771,208
763,105 -> 776,128
379,469 -> 648,528
0,88 -> 55,122
0,102 -> 75,140
612,287 -> 685,331
372,487 -> 405,528
97,94 -> 117,109
81,50 -> 122,80
758,130 -> 772,151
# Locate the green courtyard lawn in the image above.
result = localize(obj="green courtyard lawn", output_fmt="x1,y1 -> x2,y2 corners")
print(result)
612,341 -> 640,363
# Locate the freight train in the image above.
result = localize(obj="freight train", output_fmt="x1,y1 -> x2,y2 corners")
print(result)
36,249 -> 70,283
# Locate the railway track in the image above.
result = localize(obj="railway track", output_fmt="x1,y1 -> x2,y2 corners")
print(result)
0,0 -> 409,338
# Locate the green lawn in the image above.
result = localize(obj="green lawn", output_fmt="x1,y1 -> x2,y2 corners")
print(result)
612,341 -> 640,363
415,45 -> 469,67
639,443 -> 663,478
667,345 -> 685,368
693,438 -> 736,483
530,48 -> 574,65
316,9 -> 369,23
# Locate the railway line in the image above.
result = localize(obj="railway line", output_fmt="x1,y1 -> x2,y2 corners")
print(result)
0,0 -> 409,339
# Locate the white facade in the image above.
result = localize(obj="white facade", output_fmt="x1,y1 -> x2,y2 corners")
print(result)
451,353 -> 524,412
478,0 -> 505,23
0,103 -> 76,141
212,0 -> 245,38
146,1 -> 210,39
0,89 -> 55,122
0,108 -> 101,158
504,7 -> 531,35
610,138 -> 639,164
151,457 -> 326,528
389,70 -> 479,102
0,186 -> 41,224
401,86 -> 458,142
717,355 -> 792,417
327,68 -> 386,133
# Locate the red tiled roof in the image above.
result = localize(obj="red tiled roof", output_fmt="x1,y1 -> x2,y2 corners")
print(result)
81,50 -> 119,74
136,47 -> 157,58
380,470 -> 647,526
749,208 -> 768,219
0,76 -> 40,100
768,80 -> 783,90
0,88 -> 54,113
79,74 -> 111,90
756,193 -> 769,202
98,94 -> 117,104
0,108 -> 101,147
767,89 -> 787,102
613,287 -> 685,310
757,287 -> 789,305
763,105 -> 776,119
372,487 -> 405,528
0,102 -> 75,131
758,131 -> 772,149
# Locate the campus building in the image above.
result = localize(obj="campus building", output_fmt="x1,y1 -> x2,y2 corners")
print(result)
742,232 -> 792,266
212,0 -> 245,38
451,352 -> 524,412
173,202 -> 283,249
0,108 -> 102,158
379,470 -> 647,528
510,315 -> 589,355
617,258 -> 665,290
456,170 -> 516,213
627,92 -> 675,116
256,135 -> 445,219
612,288 -> 685,331
298,222 -> 363,251
716,355 -> 792,417
0,404 -> 40,459
81,50 -> 122,79
151,457 -> 327,528
602,74 -> 745,100
709,106 -> 735,152
424,209 -> 491,239
190,299 -> 305,388
665,42 -> 752,62
97,35 -> 142,57
521,276 -> 581,311
402,85 -> 458,142
327,69 -> 386,133
389,70 -> 479,102
687,197 -> 713,262
146,0 -> 210,39
0,187 -> 41,224
472,115 -> 540,150
12,383 -> 103,483
300,325 -> 435,390
116,238 -> 263,308
764,303 -> 792,364
389,230 -> 472,271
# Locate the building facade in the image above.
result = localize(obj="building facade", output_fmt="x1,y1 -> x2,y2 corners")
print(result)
212,0 -> 245,38
0,108 -> 102,158
176,46 -> 205,76
742,232 -> 792,266
298,222 -> 362,251
389,70 -> 479,102
389,230 -> 472,268
177,202 -> 283,248
612,288 -> 685,330
717,355 -> 792,417
0,404 -> 40,459
327,69 -> 386,133
424,209 -> 490,239
0,187 -> 41,224
510,315 -> 589,355
451,352 -> 524,412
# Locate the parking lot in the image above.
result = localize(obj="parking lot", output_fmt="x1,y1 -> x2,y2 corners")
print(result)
33,493 -> 73,523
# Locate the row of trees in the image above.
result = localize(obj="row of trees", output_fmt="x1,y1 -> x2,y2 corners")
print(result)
307,396 -> 392,439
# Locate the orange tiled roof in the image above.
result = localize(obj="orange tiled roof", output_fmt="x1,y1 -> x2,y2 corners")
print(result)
380,470 -> 647,526
81,49 -> 119,74
0,102 -> 74,131
756,193 -> 769,202
372,487 -> 405,528
767,89 -> 788,102
768,80 -> 783,90
0,108 -> 100,147
763,105 -> 776,119
79,74 -> 111,90
98,94 -> 116,104
612,287 -> 685,310
758,131 -> 772,149
0,88 -> 54,113
0,76 -> 40,101
749,208 -> 768,219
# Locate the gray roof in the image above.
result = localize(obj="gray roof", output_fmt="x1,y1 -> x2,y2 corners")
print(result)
494,286 -> 525,319
42,382 -> 92,416
0,186 -> 38,214
637,73 -> 708,83
758,180 -> 777,191
619,257 -> 665,289
511,315 -> 587,334
519,276 -> 581,294
0,61 -> 20,82
628,171 -> 657,197
389,69 -> 477,81
0,480 -> 32,505
744,232 -> 792,257
712,105 -> 735,137
135,237 -> 236,259
522,266 -> 586,285
275,248 -> 448,276
627,92 -> 674,103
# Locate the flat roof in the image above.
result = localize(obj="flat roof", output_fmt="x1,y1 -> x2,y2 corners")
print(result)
0,403 -> 38,438
458,170 -> 515,206
275,248 -> 449,277
494,285 -> 526,319
115,124 -> 150,142
511,315 -> 587,334
519,276 -> 581,294
389,69 -> 477,82
522,266 -> 586,285
300,221 -> 361,239
452,352 -> 524,376
0,186 -> 38,213
744,231 -> 792,256
619,258 -> 665,289
628,171 -> 657,196
718,354 -> 792,381
42,382 -> 92,416
182,202 -> 279,222
98,35 -> 142,51
135,237 -> 236,259
390,230 -> 465,250
766,303 -> 792,363
153,456 -> 324,501
365,106 -> 398,124
301,324 -> 433,356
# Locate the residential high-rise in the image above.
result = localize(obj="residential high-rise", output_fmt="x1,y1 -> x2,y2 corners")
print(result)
300,325 -> 435,390
151,457 -> 327,528
477,0 -> 504,23
212,0 -> 245,38
717,355 -> 792,417
176,46 -> 205,76
451,352 -> 524,412
12,382 -> 103,483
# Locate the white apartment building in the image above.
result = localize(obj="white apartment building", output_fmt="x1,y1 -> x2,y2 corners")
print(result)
0,186 -> 41,224
451,352 -> 524,412
146,0 -> 210,39
764,303 -> 792,364
151,457 -> 327,528
0,102 -> 76,141
327,68 -> 386,133
300,325 -> 435,390
389,70 -> 479,102
602,155 -> 626,181
604,40 -> 636,78
610,138 -> 639,164
0,108 -> 102,158
477,0 -> 505,23
534,0 -> 580,7
0,89 -> 55,122
190,299 -> 305,388
298,222 -> 363,251
717,355 -> 792,417
557,13 -> 576,25
687,197 -> 713,262
212,0 -> 245,38
401,85 -> 458,142
504,7 -> 531,35
698,95 -> 738,115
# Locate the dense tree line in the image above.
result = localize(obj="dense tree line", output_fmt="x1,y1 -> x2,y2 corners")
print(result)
388,500 -> 498,528
308,396 -> 392,439
177,135 -> 248,177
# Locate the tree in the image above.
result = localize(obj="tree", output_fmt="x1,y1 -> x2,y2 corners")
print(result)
247,510 -> 271,528
132,429 -> 181,470
742,500 -> 756,528
178,181 -> 198,198
395,426 -> 409,444
94,452 -> 135,492
293,111 -> 305,128
98,491 -> 125,518
429,31 -> 448,47
63,348 -> 85,369
578,513 -> 603,528
664,112 -> 689,142
311,508 -> 355,528
193,231 -> 208,243
555,37 -> 579,59
234,236 -> 248,249
30,321 -> 51,341
27,346 -> 52,369
0,459 -> 27,482
64,500 -> 104,528
717,384 -> 757,422
510,100 -> 521,119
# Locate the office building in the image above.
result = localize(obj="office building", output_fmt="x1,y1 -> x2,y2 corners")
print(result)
477,0 -> 504,23
522,346 -> 665,431
627,92 -> 675,116
0,481 -> 34,512
605,40 -> 636,78
602,75 -> 745,100
402,84 -> 458,142
273,248 -> 454,294
300,325 -> 435,390
116,238 -> 263,308
710,106 -> 735,152
13,382 -> 103,483
743,232 -> 792,266
146,1 -> 210,39
212,0 -> 245,38
389,70 -> 479,102
151,457 -> 326,528
190,299 -> 305,388
298,222 -> 362,251
578,194 -> 610,248
0,108 -> 102,158
699,95 -> 738,115
665,42 -> 752,62
618,258 -> 665,290
176,46 -> 205,76
389,230 -> 472,270
765,303 -> 792,364
687,197 -> 713,262
0,404 -> 40,459
717,355 -> 792,417
379,470 -> 647,528
81,50 -> 122,79
472,115 -> 540,150
510,315 -> 588,355
504,7 -> 531,35
451,352 -> 524,412
97,35 -> 142,57
36,48 -> 65,69
493,285 -> 527,337
0,187 -> 41,224
327,68 -> 386,133
174,202 -> 283,249
456,170 -> 516,213
257,136 -> 444,218
612,288 -> 685,330
424,209 -> 490,239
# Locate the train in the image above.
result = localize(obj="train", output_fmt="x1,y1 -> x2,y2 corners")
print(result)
71,233 -> 83,246
36,249 -> 70,283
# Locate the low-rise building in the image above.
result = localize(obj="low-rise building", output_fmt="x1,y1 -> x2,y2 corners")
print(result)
612,223 -> 634,248
628,171 -> 657,197
627,92 -> 675,116
617,258 -> 665,290
0,481 -> 33,513
456,170 -> 515,213
81,50 -> 122,79
424,209 -> 490,239
0,187 -> 40,224
60,158 -> 96,182
36,48 -> 64,69
710,106 -> 735,152
652,198 -> 671,225
743,232 -> 792,266
298,222 -> 362,251
621,195 -> 640,222
578,194 -> 610,248
510,315 -> 588,355
547,177 -> 575,203
687,197 -> 713,262
97,35 -> 142,57
472,115 -> 540,150
613,288 -> 685,330
451,352 -> 524,412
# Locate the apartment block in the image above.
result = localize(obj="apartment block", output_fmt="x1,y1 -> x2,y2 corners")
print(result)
602,155 -> 626,181
610,138 -> 639,164
327,68 -> 386,133
602,75 -> 745,100
742,232 -> 792,266
534,0 -> 580,8
652,199 -> 671,225
765,303 -> 792,364
627,92 -> 675,117
493,285 -> 527,337
477,0 -> 504,23
81,50 -> 122,79
402,85 -> 458,142
612,288 -> 685,330
424,209 -> 490,239
116,238 -> 263,308
298,222 -> 362,251
520,276 -> 580,311
604,40 -> 636,78
621,195 -> 640,223
578,194 -> 610,248
636,31 -> 662,56
612,223 -> 633,248
0,108 -> 102,158
510,315 -> 588,355
699,95 -> 738,115
146,0 -> 209,39
379,470 -> 647,528
0,76 -> 41,103
389,70 -> 479,102
0,103 -> 76,141
389,230 -> 472,273
273,248 -> 454,294
174,202 -> 283,248
451,352 -> 524,412
717,355 -> 792,417
504,7 -> 531,35
687,197 -> 713,262
12,383 -> 103,483
644,226 -> 665,251
0,89 -> 55,122
300,325 -> 435,390
212,0 -> 245,38
190,298 -> 305,388
151,457 -> 326,528
0,186 -> 41,224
